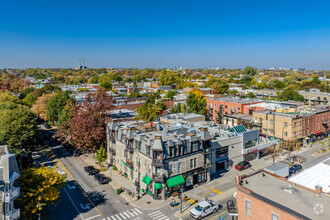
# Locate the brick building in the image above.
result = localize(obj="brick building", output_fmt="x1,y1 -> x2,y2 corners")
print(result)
235,170 -> 330,220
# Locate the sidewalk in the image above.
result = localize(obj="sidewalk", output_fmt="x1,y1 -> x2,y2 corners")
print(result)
80,154 -> 170,209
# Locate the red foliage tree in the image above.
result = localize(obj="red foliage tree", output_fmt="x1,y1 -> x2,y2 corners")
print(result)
63,89 -> 114,152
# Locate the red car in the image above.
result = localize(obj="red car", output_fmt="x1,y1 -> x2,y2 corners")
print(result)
235,161 -> 251,171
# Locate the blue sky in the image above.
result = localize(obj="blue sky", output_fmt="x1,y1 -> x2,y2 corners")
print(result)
1,0 -> 330,69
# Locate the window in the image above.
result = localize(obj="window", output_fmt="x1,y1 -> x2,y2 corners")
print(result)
178,145 -> 182,155
148,164 -> 151,174
169,147 -> 174,157
284,122 -> 288,127
284,132 -> 288,137
178,162 -> 181,173
259,118 -> 262,123
215,104 -> 217,107
294,132 -> 297,137
272,213 -> 278,220
238,107 -> 240,111
270,120 -> 273,124
246,200 -> 251,216
225,105 -> 228,109
294,122 -> 297,127
194,158 -> 197,168
300,130 -> 302,135
190,159 -> 193,169
169,165 -> 172,172
232,107 -> 235,111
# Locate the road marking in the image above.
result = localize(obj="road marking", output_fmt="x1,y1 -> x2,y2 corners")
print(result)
83,215 -> 100,220
43,146 -> 103,216
115,214 -> 121,220
149,211 -> 161,215
134,208 -> 142,214
80,204 -> 90,210
119,213 -> 126,219
225,184 -> 230,187
157,216 -> 168,220
106,217 -> 111,220
63,187 -> 84,220
208,210 -> 227,220
173,191 -> 212,209
127,211 -> 135,217
67,184 -> 76,190
131,210 -> 138,215
111,216 -> 116,220
123,212 -> 130,218
210,188 -> 223,194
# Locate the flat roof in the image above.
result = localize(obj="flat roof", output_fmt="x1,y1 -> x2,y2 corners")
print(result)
243,171 -> 330,219
289,157 -> 330,193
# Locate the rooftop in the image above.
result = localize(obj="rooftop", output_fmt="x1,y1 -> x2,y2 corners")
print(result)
240,171 -> 330,220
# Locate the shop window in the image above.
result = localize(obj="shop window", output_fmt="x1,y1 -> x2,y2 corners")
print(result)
244,140 -> 257,149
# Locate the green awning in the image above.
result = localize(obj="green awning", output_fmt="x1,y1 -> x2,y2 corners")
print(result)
166,175 -> 185,188
142,175 -> 152,185
122,161 -> 133,170
154,182 -> 162,189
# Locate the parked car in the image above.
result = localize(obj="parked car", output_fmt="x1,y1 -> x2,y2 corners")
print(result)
289,164 -> 302,174
235,161 -> 251,171
84,166 -> 95,173
94,174 -> 108,184
190,200 -> 221,219
88,168 -> 100,175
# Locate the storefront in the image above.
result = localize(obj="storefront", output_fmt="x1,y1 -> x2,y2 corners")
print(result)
242,141 -> 279,161
141,175 -> 153,197
165,174 -> 185,199
216,156 -> 228,172
153,182 -> 162,200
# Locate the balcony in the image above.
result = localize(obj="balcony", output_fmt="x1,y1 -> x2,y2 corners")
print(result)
125,144 -> 134,153
152,174 -> 164,182
202,148 -> 212,155
109,136 -> 116,144
125,160 -> 134,169
203,162 -> 212,169
5,208 -> 20,220
151,159 -> 163,167
109,148 -> 116,156
3,187 -> 20,203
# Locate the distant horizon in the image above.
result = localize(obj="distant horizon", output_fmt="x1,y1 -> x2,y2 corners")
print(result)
1,1 -> 330,69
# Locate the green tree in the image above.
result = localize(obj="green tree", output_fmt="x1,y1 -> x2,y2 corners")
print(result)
99,81 -> 112,91
0,102 -> 39,153
23,89 -> 44,106
19,87 -> 35,99
159,70 -> 178,86
57,99 -> 75,125
246,92 -> 256,98
243,66 -> 257,76
136,101 -> 158,122
18,167 -> 67,217
278,89 -> 305,102
47,91 -> 74,125
95,146 -> 107,164
155,101 -> 167,111
165,90 -> 176,100
211,79 -> 229,94
186,90 -> 207,115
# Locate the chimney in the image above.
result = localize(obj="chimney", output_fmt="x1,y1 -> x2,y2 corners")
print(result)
79,59 -> 81,68
315,185 -> 322,195
83,59 -> 85,68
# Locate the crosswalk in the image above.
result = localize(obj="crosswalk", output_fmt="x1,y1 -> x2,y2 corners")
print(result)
148,210 -> 170,220
102,208 -> 142,220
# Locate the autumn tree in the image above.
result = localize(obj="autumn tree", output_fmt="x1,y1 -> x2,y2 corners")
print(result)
31,93 -> 56,120
61,89 -> 113,151
186,89 -> 207,115
18,167 -> 67,217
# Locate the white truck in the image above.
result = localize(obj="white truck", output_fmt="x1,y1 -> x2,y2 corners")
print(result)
190,199 -> 221,219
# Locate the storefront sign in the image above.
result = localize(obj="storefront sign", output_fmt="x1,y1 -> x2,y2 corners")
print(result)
242,140 -> 278,155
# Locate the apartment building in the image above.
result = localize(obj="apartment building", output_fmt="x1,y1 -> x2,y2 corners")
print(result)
235,169 -> 330,220
299,89 -> 330,106
252,107 -> 330,145
0,146 -> 20,220
206,97 -> 262,121
255,89 -> 282,100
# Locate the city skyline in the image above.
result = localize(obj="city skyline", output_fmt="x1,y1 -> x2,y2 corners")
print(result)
1,0 -> 330,69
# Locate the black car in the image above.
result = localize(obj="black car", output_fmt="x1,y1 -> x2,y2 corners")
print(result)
88,168 -> 100,175
289,164 -> 302,174
94,174 -> 108,184
84,166 -> 95,173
